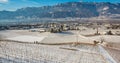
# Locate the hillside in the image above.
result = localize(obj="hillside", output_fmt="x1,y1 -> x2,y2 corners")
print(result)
0,2 -> 120,19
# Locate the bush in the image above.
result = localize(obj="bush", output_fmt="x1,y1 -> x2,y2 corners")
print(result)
106,30 -> 113,35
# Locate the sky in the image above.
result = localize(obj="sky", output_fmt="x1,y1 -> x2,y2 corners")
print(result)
0,0 -> 120,11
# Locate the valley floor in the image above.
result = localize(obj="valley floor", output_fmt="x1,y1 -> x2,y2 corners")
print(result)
0,29 -> 120,63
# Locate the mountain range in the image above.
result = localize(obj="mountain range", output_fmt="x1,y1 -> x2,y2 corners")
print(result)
0,2 -> 120,19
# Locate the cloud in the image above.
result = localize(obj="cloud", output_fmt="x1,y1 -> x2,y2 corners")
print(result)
0,0 -> 8,3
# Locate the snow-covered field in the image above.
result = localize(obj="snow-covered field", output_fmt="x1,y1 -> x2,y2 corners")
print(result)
0,29 -> 119,44
7,35 -> 45,42
0,30 -> 49,38
40,31 -> 94,44
0,29 -> 119,63
0,30 -> 94,44
87,35 -> 120,43
0,30 -> 49,43
0,42 -> 107,63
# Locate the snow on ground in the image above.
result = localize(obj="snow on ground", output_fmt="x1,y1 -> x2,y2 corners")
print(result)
79,29 -> 96,35
104,47 -> 120,63
0,42 -> 107,63
0,29 -> 119,44
40,31 -> 94,44
88,35 -> 120,43
0,30 -> 50,43
7,35 -> 45,42
0,30 -> 50,38
0,30 -> 21,38
0,30 -> 94,44
103,6 -> 109,11
0,29 -> 119,63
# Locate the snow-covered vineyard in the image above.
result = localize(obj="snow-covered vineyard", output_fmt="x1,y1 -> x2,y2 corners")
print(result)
0,30 -> 119,63
0,41 -> 107,63
104,47 -> 120,63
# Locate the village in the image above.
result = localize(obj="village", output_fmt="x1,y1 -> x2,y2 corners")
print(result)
0,21 -> 120,35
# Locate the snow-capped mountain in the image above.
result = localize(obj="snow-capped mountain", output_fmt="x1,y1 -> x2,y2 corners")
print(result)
0,2 -> 120,19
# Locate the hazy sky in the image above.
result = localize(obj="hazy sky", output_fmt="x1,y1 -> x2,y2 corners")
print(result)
0,0 -> 120,11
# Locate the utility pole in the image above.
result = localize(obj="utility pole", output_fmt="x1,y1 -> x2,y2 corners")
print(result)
74,0 -> 83,46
